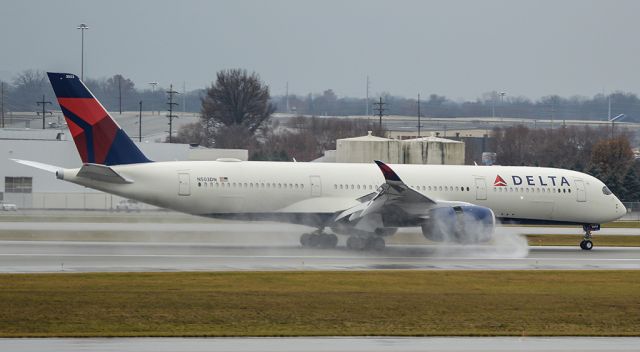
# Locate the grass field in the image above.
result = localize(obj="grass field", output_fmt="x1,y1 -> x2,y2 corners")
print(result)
0,271 -> 639,337
526,235 -> 640,247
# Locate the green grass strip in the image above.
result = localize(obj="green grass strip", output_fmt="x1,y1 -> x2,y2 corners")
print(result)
1,271 -> 639,337
527,235 -> 640,247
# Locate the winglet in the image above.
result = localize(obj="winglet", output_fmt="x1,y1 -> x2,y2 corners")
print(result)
374,160 -> 402,182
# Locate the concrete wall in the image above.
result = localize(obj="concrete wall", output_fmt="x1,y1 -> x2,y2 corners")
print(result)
336,140 -> 402,163
402,140 -> 465,165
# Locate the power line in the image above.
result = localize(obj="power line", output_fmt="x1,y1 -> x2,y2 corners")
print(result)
36,95 -> 52,129
166,84 -> 179,143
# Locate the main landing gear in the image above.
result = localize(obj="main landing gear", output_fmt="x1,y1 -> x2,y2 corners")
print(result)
580,225 -> 594,251
300,230 -> 338,249
346,235 -> 385,251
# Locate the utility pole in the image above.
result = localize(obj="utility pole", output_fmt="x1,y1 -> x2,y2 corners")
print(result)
1,81 -> 5,128
373,97 -> 386,132
139,100 -> 142,142
365,76 -> 370,116
36,95 -> 52,129
285,82 -> 290,113
182,81 -> 186,113
417,93 -> 421,138
118,75 -> 122,114
166,84 -> 179,143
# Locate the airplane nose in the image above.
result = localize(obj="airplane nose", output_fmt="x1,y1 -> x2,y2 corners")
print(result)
619,200 -> 627,214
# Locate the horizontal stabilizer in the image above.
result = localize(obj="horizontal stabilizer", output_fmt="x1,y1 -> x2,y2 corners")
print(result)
77,163 -> 133,184
11,159 -> 62,173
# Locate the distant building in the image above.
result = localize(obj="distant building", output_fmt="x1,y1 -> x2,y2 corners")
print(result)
336,132 -> 402,164
332,131 -> 464,165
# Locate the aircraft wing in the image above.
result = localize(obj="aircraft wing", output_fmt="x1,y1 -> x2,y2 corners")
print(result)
334,160 -> 437,232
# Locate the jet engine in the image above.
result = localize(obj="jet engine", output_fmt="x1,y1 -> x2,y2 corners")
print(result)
421,205 -> 495,243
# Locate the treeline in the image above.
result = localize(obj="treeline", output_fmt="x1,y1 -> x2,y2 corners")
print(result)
4,69 -> 640,122
0,70 -> 203,113
174,116 -> 385,162
491,125 -> 640,202
274,90 -> 640,121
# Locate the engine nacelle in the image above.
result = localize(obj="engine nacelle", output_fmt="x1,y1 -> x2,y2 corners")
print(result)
421,205 -> 495,243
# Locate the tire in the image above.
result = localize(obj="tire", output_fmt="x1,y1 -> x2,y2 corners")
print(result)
325,234 -> 338,249
583,240 -> 593,251
308,234 -> 321,248
300,233 -> 311,247
579,240 -> 586,250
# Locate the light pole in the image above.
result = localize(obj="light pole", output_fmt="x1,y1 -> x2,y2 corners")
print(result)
148,82 -> 158,115
77,23 -> 89,80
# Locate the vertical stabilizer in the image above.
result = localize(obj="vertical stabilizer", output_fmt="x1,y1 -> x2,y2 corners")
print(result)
47,72 -> 151,165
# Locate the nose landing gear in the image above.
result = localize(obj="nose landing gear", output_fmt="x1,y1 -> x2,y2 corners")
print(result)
580,224 -> 595,250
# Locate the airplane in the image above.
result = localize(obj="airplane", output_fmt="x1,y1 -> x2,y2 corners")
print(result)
13,72 -> 627,251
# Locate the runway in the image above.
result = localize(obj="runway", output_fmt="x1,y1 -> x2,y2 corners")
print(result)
0,221 -> 638,235
0,240 -> 639,272
2,337 -> 639,352
0,218 -> 638,272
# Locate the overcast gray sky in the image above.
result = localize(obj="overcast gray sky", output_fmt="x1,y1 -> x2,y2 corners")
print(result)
2,0 -> 639,100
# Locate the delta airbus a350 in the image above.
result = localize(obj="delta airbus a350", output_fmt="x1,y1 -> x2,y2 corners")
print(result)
13,73 -> 626,250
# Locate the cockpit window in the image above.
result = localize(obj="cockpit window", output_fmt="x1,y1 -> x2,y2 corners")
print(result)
602,186 -> 612,195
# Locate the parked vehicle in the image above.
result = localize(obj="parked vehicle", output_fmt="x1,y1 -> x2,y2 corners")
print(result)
115,199 -> 141,212
0,202 -> 18,211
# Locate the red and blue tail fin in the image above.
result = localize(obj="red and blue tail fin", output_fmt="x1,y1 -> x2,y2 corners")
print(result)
47,72 -> 151,166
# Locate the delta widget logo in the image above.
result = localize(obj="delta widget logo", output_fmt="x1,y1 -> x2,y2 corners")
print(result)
494,175 -> 507,187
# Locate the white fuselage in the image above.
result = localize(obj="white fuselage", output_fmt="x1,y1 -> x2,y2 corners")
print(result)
59,161 -> 626,225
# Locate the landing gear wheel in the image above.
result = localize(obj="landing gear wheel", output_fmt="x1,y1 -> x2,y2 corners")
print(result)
300,232 -> 338,249
325,233 -> 338,248
580,225 -> 594,251
580,240 -> 593,251
347,236 -> 366,250
300,233 -> 311,247
369,236 -> 386,251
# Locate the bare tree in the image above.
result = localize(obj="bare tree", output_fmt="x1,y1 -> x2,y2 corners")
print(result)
201,69 -> 276,148
10,69 -> 50,110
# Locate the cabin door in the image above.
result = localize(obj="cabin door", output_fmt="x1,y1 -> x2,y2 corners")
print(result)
475,177 -> 487,200
178,173 -> 191,196
574,179 -> 586,202
310,175 -> 322,197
